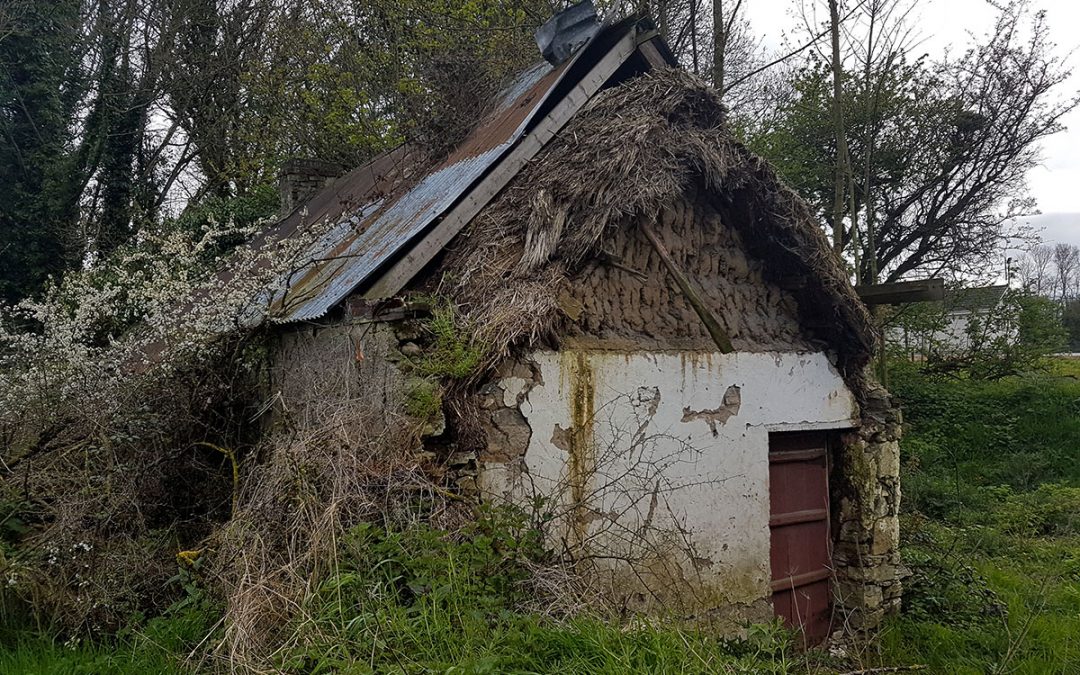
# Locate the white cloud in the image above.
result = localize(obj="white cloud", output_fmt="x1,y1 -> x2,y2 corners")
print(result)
1015,212 -> 1080,248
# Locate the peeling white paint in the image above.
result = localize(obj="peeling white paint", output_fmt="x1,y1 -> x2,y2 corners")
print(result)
480,349 -> 857,613
501,376 -> 529,407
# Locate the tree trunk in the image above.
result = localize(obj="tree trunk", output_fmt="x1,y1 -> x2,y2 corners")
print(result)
828,0 -> 851,257
712,0 -> 725,90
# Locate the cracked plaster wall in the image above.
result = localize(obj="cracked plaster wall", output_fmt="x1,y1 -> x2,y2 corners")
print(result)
478,349 -> 859,628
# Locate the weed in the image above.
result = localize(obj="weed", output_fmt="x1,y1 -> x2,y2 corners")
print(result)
404,377 -> 443,422
879,359 -> 1080,674
0,569 -> 221,674
276,505 -> 822,674
410,302 -> 485,380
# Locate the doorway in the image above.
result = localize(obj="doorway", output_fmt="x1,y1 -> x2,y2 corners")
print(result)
768,430 -> 832,645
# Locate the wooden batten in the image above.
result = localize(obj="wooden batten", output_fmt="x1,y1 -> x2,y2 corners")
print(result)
855,279 -> 945,306
361,29 -> 642,301
638,218 -> 734,354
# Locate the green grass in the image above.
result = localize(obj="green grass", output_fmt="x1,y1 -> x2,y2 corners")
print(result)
889,360 -> 1080,494
278,509 -> 831,674
5,360 -> 1079,673
0,578 -> 216,674
877,359 -> 1080,674
0,635 -> 188,675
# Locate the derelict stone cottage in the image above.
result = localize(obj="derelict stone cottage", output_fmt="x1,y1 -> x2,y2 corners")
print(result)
248,4 -> 903,645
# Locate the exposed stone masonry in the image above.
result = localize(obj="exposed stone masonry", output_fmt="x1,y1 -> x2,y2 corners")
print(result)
832,381 -> 905,636
277,158 -> 346,218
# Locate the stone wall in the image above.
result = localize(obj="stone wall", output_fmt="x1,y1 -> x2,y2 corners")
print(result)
270,321 -> 408,427
277,158 -> 346,218
832,381 -> 905,636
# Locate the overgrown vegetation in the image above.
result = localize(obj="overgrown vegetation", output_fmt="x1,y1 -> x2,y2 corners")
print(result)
3,1 -> 1078,670
278,509 -> 822,674
0,565 -> 219,674
877,359 -> 1080,673
408,301 -> 486,380
0,185 -> 345,649
0,508 -> 831,674
4,359 -> 1079,672
886,288 -> 1067,380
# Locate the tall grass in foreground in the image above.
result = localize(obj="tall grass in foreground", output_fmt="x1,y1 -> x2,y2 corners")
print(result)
272,510 -> 824,674
3,361 -> 1078,673
0,583 -> 215,674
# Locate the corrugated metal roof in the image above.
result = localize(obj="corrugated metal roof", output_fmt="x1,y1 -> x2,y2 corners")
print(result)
264,55 -> 576,323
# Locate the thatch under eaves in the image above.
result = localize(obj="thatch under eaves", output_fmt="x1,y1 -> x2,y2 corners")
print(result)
429,67 -> 877,385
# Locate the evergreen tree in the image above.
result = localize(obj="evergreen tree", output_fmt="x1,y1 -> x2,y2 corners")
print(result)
0,0 -> 84,303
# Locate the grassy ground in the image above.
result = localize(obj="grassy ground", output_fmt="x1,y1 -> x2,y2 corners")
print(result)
3,361 -> 1078,673
876,358 -> 1080,674
0,592 -> 212,674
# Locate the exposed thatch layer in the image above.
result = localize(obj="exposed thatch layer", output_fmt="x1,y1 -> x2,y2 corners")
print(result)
433,67 -> 876,382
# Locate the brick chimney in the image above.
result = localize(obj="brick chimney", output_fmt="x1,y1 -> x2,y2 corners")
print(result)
277,158 -> 346,217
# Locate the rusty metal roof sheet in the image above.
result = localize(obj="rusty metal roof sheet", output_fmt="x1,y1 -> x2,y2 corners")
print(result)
214,17 -> 659,325
264,56 -> 575,323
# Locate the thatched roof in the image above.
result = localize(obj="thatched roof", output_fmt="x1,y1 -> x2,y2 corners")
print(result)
197,19 -> 876,384
430,67 -> 877,381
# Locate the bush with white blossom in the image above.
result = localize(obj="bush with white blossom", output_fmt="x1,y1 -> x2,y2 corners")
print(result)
0,191 -> 338,632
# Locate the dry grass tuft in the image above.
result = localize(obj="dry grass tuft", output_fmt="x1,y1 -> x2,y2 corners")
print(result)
201,325 -> 467,669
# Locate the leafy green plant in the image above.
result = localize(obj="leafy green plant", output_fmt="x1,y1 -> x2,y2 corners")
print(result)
410,301 -> 485,380
404,377 -> 443,423
888,290 -> 1067,381
0,565 -> 220,675
277,505 -> 820,674
881,360 -> 1080,674
995,484 -> 1080,537
900,521 -> 1006,627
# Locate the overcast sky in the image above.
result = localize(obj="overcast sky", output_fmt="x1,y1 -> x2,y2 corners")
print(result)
742,0 -> 1080,250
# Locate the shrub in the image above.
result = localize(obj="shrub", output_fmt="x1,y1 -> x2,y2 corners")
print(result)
891,365 -> 1080,493
279,505 -> 546,672
887,289 -> 1067,380
996,484 -> 1080,537
899,519 -> 1006,627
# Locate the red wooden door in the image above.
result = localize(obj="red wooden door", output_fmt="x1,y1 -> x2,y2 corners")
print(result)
769,431 -> 832,646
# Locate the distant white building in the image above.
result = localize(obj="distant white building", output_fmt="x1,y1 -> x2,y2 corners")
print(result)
937,285 -> 1010,349
890,284 -> 1010,357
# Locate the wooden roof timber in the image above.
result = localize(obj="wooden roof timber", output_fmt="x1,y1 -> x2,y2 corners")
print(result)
855,279 -> 945,306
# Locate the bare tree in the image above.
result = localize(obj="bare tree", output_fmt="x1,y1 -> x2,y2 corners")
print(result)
872,3 -> 1077,282
1053,243 -> 1080,302
827,0 -> 851,256
847,0 -> 921,284
1017,244 -> 1056,296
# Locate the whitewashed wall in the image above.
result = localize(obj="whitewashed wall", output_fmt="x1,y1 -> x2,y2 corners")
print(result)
479,349 -> 858,619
